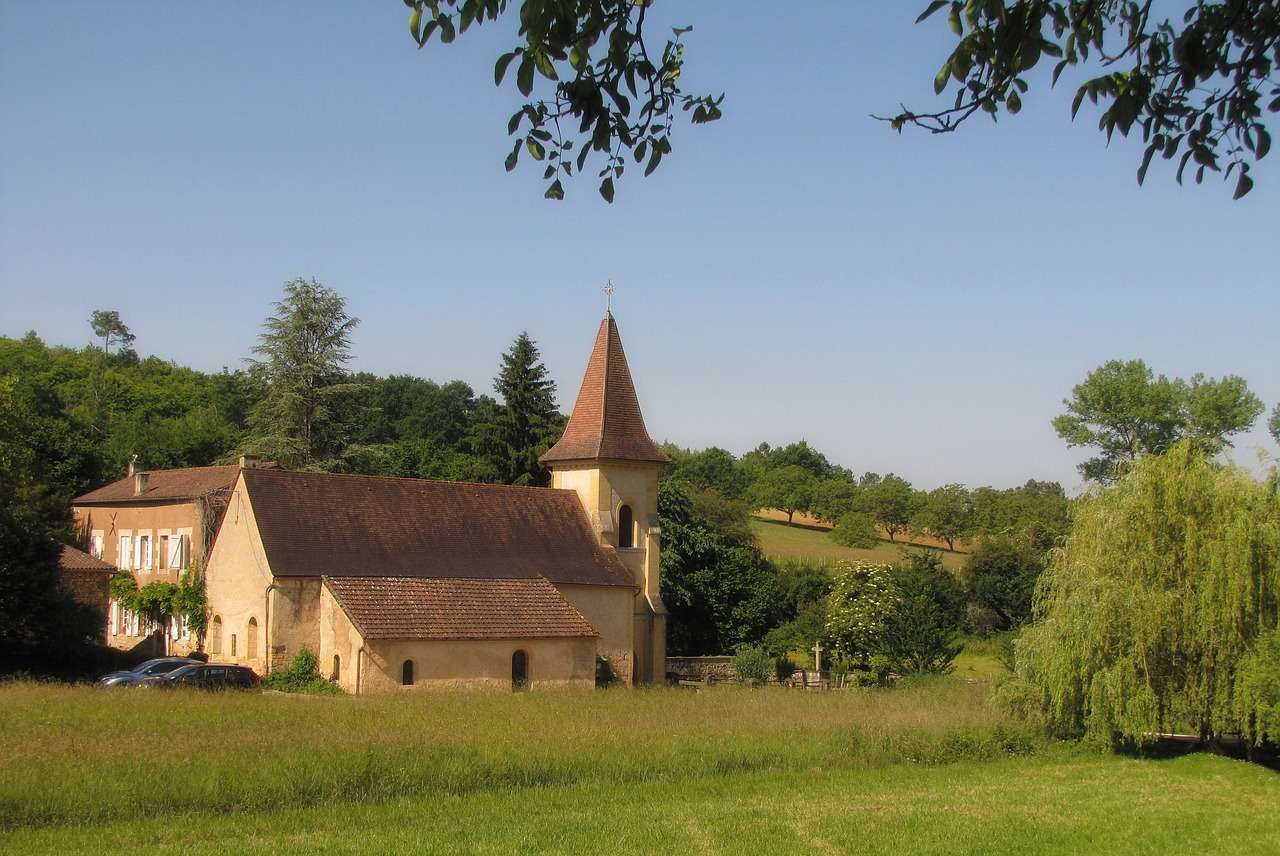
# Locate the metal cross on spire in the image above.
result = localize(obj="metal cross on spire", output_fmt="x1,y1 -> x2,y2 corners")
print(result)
603,279 -> 615,313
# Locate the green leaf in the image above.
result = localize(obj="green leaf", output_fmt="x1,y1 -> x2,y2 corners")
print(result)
544,179 -> 565,201
1007,91 -> 1021,114
534,50 -> 558,81
495,51 -> 518,86
917,1 -> 948,23
517,56 -> 535,96
948,6 -> 962,35
439,15 -> 455,44
526,138 -> 546,161
599,176 -> 615,203
934,64 -> 951,95
505,139 -> 521,172
1232,171 -> 1253,199
507,110 -> 523,136
409,8 -> 422,43
1255,127 -> 1271,160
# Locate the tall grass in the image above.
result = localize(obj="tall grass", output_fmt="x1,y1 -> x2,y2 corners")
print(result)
1,679 -> 1035,831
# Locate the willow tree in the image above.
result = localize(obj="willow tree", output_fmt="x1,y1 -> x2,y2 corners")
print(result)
1016,442 -> 1280,750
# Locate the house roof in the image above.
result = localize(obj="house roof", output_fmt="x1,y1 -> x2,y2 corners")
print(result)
58,545 -> 115,574
240,468 -> 635,588
541,312 -> 668,465
324,576 -> 599,641
74,465 -> 243,504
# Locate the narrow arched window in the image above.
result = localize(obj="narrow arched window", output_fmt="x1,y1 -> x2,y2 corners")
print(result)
512,649 -> 528,690
617,504 -> 634,548
401,660 -> 414,686
246,617 -> 258,660
210,615 -> 223,656
332,655 -> 341,681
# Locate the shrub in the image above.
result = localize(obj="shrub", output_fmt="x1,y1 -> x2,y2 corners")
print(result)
263,646 -> 342,695
732,645 -> 772,683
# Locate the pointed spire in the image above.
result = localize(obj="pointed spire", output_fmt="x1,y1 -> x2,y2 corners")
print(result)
542,313 -> 668,465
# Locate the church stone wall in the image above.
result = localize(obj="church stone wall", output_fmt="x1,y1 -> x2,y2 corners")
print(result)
357,637 -> 596,693
556,583 -> 634,684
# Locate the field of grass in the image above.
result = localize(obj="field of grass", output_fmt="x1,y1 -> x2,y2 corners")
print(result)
751,516 -> 966,571
3,679 -> 1276,854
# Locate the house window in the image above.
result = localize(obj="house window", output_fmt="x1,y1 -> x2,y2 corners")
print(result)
136,535 -> 152,572
401,660 -> 414,686
90,533 -> 104,560
617,504 -> 634,548
331,655 -> 341,682
118,535 -> 132,570
230,634 -> 237,657
159,535 -> 168,570
246,618 -> 258,660
210,616 -> 223,655
512,650 -> 529,690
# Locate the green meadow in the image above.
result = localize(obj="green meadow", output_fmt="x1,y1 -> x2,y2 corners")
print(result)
3,679 -> 1276,854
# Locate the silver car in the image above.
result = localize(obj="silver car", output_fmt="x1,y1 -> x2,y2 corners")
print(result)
99,657 -> 199,687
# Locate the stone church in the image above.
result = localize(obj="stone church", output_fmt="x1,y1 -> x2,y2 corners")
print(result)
74,312 -> 668,692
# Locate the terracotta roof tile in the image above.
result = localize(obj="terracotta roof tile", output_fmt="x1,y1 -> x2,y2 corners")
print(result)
243,468 -> 634,588
58,545 -> 115,573
324,576 -> 599,640
74,465 -> 243,504
542,313 -> 668,465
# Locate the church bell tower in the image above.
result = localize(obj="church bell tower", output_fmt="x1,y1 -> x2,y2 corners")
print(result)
541,311 -> 668,685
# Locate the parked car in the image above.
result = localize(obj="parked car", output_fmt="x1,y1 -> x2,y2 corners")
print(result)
99,657 -> 200,687
139,663 -> 260,690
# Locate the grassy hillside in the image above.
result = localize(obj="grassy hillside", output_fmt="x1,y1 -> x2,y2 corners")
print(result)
751,515 -> 966,571
2,680 -> 1275,854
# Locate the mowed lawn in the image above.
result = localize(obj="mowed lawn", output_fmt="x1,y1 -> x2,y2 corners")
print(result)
3,680 -> 1276,855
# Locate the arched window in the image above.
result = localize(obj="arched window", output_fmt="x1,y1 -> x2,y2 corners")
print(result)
246,617 -> 258,660
617,504 -> 634,548
230,633 -> 237,657
512,649 -> 528,690
331,655 -> 341,682
401,660 -> 414,686
210,616 -> 223,656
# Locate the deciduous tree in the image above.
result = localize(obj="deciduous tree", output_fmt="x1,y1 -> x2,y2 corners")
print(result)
1053,359 -> 1261,483
404,1 -> 1278,198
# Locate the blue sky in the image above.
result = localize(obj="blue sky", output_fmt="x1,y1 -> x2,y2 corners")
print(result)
2,2 -> 1277,492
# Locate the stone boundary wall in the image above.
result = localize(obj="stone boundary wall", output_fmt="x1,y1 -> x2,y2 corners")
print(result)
665,656 -> 735,682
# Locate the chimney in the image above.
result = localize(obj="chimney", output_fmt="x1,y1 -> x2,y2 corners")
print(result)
127,455 -> 141,477
239,454 -> 262,470
134,471 -> 149,497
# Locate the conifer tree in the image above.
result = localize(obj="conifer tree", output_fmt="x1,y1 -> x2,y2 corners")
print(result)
244,278 -> 361,470
488,332 -> 560,486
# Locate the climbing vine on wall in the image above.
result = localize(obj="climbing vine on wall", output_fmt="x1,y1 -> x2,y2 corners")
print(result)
109,564 -> 208,643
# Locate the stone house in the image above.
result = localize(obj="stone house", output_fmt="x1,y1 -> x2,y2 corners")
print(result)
57,545 -> 115,620
71,461 -> 253,654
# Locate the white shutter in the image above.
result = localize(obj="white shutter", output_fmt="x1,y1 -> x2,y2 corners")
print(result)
91,534 -> 104,559
110,601 -> 119,635
169,535 -> 188,570
119,536 -> 131,570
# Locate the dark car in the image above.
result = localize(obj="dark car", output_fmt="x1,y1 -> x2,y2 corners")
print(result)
99,657 -> 200,687
140,663 -> 260,690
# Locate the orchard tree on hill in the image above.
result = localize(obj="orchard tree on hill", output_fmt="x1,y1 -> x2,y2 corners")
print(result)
404,1 -> 1277,198
244,278 -> 363,470
1053,359 -> 1262,483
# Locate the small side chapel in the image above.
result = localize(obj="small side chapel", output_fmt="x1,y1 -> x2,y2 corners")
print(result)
200,310 -> 668,692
